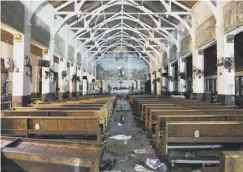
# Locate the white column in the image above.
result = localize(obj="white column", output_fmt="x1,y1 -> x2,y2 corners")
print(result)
194,50 -> 205,100
161,67 -> 168,95
217,26 -> 235,104
168,63 -> 174,94
69,62 -> 76,97
178,58 -> 187,95
76,65 -> 81,96
58,57 -> 68,100
82,71 -> 87,95
12,32 -> 31,106
41,45 -> 55,102
156,71 -> 161,95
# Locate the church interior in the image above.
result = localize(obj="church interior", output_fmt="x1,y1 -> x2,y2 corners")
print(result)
1,0 -> 243,172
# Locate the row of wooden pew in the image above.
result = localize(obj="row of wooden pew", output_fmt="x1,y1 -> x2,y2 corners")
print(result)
1,95 -> 116,172
130,95 -> 243,171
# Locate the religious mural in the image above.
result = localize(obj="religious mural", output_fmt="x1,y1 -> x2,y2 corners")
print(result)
31,14 -> 50,48
55,35 -> 65,57
224,1 -> 243,34
68,45 -> 74,61
196,16 -> 216,48
96,53 -> 148,80
181,35 -> 192,57
169,45 -> 177,63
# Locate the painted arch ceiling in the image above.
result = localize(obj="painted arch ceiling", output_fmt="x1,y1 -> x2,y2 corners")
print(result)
49,0 -> 197,61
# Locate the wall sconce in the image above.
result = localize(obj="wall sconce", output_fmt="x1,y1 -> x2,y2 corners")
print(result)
62,71 -> 67,79
167,75 -> 174,81
45,66 -> 55,80
224,57 -> 234,72
72,74 -> 78,82
162,72 -> 168,77
192,66 -> 204,79
24,55 -> 31,67
178,72 -> 186,80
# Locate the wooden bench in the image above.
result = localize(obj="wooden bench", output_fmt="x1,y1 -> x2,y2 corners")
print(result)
162,121 -> 243,156
1,136 -> 105,172
154,114 -> 243,148
1,110 -> 108,132
134,99 -> 222,117
146,109 -> 243,131
220,151 -> 243,172
141,103 -> 237,118
1,116 -> 101,143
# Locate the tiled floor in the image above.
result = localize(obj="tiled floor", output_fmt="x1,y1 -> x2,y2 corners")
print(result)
101,97 -> 219,172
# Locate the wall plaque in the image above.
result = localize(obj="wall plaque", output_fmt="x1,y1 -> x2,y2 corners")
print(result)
55,35 -> 65,57
162,53 -> 168,67
196,16 -> 216,48
1,1 -> 24,33
224,1 -> 243,34
68,45 -> 74,61
181,35 -> 192,56
169,45 -> 177,63
31,14 -> 50,48
77,52 -> 82,66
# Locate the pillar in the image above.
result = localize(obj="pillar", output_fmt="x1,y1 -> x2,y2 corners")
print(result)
193,50 -> 205,101
216,27 -> 235,105
41,46 -> 56,102
151,72 -> 155,94
82,71 -> 87,95
69,62 -> 76,97
178,58 -> 187,96
76,66 -> 82,97
156,70 -> 161,95
12,32 -> 31,106
58,57 -> 68,100
168,63 -> 174,95
161,67 -> 168,95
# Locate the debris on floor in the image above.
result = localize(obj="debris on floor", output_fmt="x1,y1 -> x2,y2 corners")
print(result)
134,164 -> 154,172
100,159 -> 117,171
146,158 -> 164,170
109,134 -> 131,141
118,122 -> 123,126
134,148 -> 152,154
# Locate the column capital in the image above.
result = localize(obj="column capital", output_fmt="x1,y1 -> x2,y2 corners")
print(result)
14,34 -> 23,42
42,49 -> 48,56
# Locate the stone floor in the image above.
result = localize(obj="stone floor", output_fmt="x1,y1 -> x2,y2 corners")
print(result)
101,96 -> 219,172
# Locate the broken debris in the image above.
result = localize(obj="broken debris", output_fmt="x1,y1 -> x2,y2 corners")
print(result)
145,158 -> 163,170
134,164 -> 154,172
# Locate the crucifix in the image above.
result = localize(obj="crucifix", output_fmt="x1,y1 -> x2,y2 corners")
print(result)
119,80 -> 123,89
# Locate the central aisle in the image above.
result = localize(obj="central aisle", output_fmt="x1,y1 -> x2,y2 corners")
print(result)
102,96 -> 160,171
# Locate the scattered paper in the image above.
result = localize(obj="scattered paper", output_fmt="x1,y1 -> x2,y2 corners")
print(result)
146,158 -> 163,170
194,130 -> 200,137
134,164 -> 153,172
109,135 -> 131,141
35,123 -> 40,130
134,149 -> 150,154
118,122 -> 123,126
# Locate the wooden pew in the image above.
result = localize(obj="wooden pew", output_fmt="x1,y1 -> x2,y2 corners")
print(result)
134,99 -> 222,117
162,121 -> 243,156
154,114 -> 243,148
1,136 -> 105,172
220,151 -> 243,172
141,103 -> 237,119
1,110 -> 108,132
146,109 -> 243,131
1,116 -> 101,143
